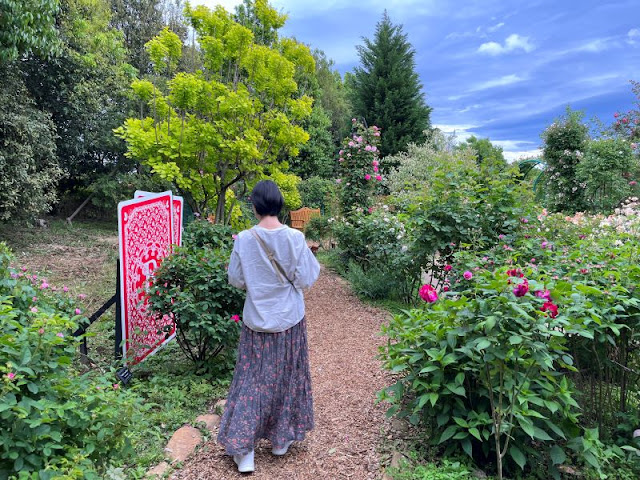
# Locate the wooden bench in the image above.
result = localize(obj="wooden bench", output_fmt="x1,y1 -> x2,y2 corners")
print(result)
290,207 -> 321,231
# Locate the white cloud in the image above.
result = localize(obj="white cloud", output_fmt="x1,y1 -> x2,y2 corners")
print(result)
628,28 -> 640,46
433,124 -> 479,142
478,34 -> 535,55
503,149 -> 542,162
471,74 -> 524,91
487,22 -> 505,33
576,38 -> 611,52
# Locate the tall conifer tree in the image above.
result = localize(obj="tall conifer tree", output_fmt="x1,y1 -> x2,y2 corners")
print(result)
350,12 -> 431,161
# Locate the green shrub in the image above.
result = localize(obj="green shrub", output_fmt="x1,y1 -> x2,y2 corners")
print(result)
387,457 -> 473,480
298,176 -> 338,214
576,137 -> 637,213
147,221 -> 245,374
332,208 -> 420,303
379,265 -> 605,479
0,69 -> 62,222
0,245 -> 142,478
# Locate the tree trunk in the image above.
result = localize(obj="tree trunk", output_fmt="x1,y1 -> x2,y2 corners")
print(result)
215,187 -> 227,224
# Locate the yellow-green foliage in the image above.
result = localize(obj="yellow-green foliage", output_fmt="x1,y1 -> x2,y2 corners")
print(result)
115,2 -> 314,224
268,169 -> 302,211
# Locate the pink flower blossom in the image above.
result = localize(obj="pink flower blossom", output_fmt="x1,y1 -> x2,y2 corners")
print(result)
530,258 -> 536,263
338,158 -> 344,162
365,145 -> 373,152
374,132 -> 380,136
38,328 -> 45,335
375,175 -> 382,181
630,181 -> 638,186
339,150 -> 344,155
75,308 -> 82,315
365,174 -> 371,180
6,372 -> 15,380
113,383 -> 120,389
21,266 -> 27,272
419,284 -> 438,303
498,234 -> 505,240
336,178 -> 342,184
513,280 -> 529,297
30,307 -> 38,313
372,160 -> 379,166
541,241 -> 548,249
10,272 -> 18,279
78,294 -> 87,300
463,271 -> 473,280
444,264 -> 452,271
368,207 -> 373,213
56,332 -> 64,338
443,286 -> 449,292
32,296 -> 37,302
373,166 -> 379,172
348,141 -> 355,147
231,314 -> 241,323
351,118 -> 356,123
371,145 -> 377,152
535,290 -> 552,301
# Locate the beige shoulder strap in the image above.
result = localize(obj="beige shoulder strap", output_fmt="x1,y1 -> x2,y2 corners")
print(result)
250,229 -> 296,289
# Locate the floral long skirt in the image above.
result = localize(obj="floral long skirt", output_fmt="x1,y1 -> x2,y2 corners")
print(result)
217,318 -> 314,455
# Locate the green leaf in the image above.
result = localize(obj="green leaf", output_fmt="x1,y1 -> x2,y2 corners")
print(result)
550,446 -> 566,465
509,335 -> 523,345
510,445 -> 526,470
438,425 -> 458,444
461,438 -> 472,457
476,339 -> 491,350
469,427 -> 481,441
532,426 -> 553,441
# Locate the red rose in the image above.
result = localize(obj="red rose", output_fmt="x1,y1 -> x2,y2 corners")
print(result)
541,301 -> 559,318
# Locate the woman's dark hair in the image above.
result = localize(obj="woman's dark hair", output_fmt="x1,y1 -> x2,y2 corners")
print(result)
250,180 -> 284,216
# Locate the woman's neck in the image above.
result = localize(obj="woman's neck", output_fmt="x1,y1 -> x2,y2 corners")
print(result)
257,215 -> 282,230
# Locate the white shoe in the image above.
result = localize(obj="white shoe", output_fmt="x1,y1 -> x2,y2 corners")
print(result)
272,440 -> 294,456
233,450 -> 255,473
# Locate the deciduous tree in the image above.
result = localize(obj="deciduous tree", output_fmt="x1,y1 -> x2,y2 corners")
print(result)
116,2 -> 314,224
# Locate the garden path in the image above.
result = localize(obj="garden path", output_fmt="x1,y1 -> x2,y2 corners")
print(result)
172,266 -> 393,479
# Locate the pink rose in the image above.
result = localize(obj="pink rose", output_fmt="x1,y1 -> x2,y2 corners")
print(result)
419,284 -> 438,303
75,308 -> 82,315
336,178 -> 342,184
30,307 -> 38,313
444,264 -> 452,271
56,332 -> 64,338
375,175 -> 382,181
113,383 -> 120,389
6,372 -> 15,380
63,286 -> 69,292
463,271 -> 473,280
372,160 -> 379,166
443,286 -> 449,292
365,174 -> 371,180
373,166 -> 379,172
630,181 -> 638,186
535,290 -> 552,301
231,314 -> 241,323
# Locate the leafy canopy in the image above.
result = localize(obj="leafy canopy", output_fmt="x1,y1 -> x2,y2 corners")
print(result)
116,1 -> 314,224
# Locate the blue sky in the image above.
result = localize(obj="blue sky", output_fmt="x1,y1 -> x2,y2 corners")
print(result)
195,0 -> 639,160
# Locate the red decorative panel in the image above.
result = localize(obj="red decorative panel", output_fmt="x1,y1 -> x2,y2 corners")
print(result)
118,192 -> 175,363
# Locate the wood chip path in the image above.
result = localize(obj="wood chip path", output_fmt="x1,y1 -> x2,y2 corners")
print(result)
172,266 -> 393,479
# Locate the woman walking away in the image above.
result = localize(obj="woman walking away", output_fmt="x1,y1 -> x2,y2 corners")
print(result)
218,180 -> 320,473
